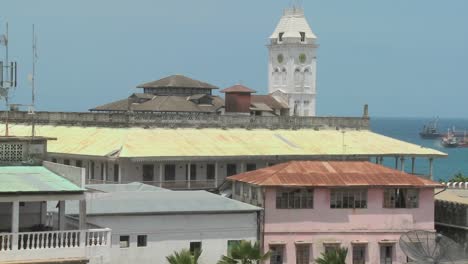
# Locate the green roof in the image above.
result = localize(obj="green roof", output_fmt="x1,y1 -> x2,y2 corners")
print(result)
0,166 -> 84,193
63,184 -> 261,215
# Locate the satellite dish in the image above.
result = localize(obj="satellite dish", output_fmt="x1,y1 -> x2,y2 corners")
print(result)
400,230 -> 467,263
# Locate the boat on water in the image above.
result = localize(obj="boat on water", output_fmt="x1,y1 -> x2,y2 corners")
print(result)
420,118 -> 441,139
441,135 -> 459,148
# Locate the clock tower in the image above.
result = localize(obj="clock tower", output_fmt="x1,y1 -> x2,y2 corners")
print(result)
268,7 -> 318,116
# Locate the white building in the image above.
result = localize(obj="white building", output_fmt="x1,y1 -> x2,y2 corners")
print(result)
59,183 -> 261,264
268,7 -> 318,116
0,161 -> 111,264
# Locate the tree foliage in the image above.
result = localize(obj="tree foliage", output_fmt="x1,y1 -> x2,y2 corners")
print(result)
217,240 -> 270,264
166,249 -> 202,264
447,172 -> 468,182
315,247 -> 348,264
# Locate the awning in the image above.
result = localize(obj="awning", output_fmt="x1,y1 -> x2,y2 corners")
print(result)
323,240 -> 341,245
295,241 -> 313,245
378,239 -> 397,244
268,241 -> 287,245
351,240 -> 369,245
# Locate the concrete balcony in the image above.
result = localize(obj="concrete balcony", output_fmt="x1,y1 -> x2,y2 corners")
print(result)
0,228 -> 111,263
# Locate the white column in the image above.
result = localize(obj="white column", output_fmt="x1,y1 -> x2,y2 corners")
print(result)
79,200 -> 87,230
214,162 -> 219,188
103,162 -> 108,183
429,158 -> 434,180
187,162 -> 191,189
240,162 -> 245,173
159,163 -> 164,187
11,201 -> 19,249
11,201 -> 19,233
400,157 -> 405,172
58,201 -> 66,231
118,163 -> 123,183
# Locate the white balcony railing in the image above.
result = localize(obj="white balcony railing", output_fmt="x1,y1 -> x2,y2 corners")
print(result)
0,229 -> 111,263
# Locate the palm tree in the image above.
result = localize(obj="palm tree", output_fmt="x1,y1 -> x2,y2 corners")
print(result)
315,247 -> 348,264
166,249 -> 202,264
217,240 -> 270,264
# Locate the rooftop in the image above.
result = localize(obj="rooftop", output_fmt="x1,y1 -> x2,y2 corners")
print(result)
228,161 -> 443,188
1,124 -> 446,159
270,7 -> 317,40
0,166 -> 84,193
65,183 -> 261,215
136,75 -> 218,89
220,85 -> 256,93
435,188 -> 468,205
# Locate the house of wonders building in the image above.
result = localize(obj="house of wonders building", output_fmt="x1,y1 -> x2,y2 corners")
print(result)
228,161 -> 442,264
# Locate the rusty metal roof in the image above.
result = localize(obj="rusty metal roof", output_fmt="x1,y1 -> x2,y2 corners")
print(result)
220,84 -> 256,93
137,74 -> 218,89
251,95 -> 289,110
228,161 -> 443,188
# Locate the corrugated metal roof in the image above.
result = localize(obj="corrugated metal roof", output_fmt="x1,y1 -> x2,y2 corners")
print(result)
63,186 -> 261,215
251,95 -> 289,110
87,182 -> 169,193
228,161 -> 443,188
3,125 -> 446,158
137,75 -> 218,89
0,166 -> 84,193
220,85 -> 256,93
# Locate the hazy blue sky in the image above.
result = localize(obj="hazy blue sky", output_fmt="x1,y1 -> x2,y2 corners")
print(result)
1,0 -> 467,117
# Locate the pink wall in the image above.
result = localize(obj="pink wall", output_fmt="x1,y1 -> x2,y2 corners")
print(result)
263,187 -> 435,264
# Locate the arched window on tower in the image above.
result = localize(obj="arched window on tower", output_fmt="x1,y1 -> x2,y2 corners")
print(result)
295,68 -> 304,91
304,68 -> 312,90
273,68 -> 280,87
281,68 -> 287,86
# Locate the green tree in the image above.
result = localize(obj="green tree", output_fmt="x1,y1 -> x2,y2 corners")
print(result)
166,249 -> 202,264
447,172 -> 468,182
315,247 -> 348,264
217,240 -> 270,264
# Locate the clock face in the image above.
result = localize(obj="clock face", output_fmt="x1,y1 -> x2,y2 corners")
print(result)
277,54 -> 284,63
299,53 -> 307,63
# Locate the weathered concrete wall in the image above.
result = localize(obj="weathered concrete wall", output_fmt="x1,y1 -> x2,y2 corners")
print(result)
43,161 -> 85,188
0,111 -> 370,129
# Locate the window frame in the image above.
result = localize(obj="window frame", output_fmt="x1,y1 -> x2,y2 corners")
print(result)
227,164 -> 237,176
352,244 -> 366,264
296,244 -> 310,264
189,241 -> 202,255
383,188 -> 419,209
206,164 -> 215,180
330,189 -> 368,209
137,235 -> 147,247
142,164 -> 155,182
164,164 -> 176,181
380,245 -> 393,264
119,235 -> 130,248
276,188 -> 314,209
269,245 -> 284,264
227,240 -> 241,257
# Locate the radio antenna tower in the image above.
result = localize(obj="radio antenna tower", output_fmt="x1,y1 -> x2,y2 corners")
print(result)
0,22 -> 18,137
31,24 -> 38,138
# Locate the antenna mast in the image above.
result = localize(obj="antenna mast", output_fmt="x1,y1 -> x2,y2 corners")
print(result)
0,22 -> 18,136
31,24 -> 37,138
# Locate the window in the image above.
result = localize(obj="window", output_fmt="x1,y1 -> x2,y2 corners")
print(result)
119,236 -> 130,248
384,188 -> 419,208
330,189 -> 367,209
64,159 -> 70,165
270,245 -> 284,264
324,244 -> 340,254
380,245 -> 393,264
227,164 -> 237,176
143,164 -> 154,182
243,183 -> 250,198
207,164 -> 215,180
276,188 -> 313,209
90,161 -> 95,179
278,32 -> 284,42
75,160 -> 82,168
227,240 -> 241,257
246,163 -> 257,172
100,163 -> 104,180
190,241 -> 202,255
251,186 -> 258,200
52,158 -> 57,163
137,235 -> 147,247
353,245 -> 366,264
185,164 -> 197,181
114,164 -> 119,182
164,164 -> 176,181
300,32 -> 305,42
234,182 -> 241,196
296,244 -> 310,264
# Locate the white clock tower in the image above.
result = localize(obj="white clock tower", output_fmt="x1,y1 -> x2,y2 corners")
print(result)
268,7 -> 318,116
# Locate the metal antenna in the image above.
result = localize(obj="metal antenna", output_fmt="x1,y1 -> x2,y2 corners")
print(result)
31,24 -> 37,138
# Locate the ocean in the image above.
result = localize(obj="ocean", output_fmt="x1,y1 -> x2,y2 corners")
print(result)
371,117 -> 468,182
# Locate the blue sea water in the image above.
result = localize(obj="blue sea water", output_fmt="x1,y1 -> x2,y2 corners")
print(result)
371,117 -> 468,181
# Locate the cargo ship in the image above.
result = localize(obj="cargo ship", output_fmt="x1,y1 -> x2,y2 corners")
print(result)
420,119 -> 466,139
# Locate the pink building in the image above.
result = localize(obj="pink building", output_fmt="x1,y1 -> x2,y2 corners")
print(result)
228,161 -> 442,264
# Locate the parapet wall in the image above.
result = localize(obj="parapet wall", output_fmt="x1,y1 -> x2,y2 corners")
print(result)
0,111 -> 370,130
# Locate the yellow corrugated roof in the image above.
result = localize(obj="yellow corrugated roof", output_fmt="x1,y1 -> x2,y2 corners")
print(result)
2,124 -> 446,158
